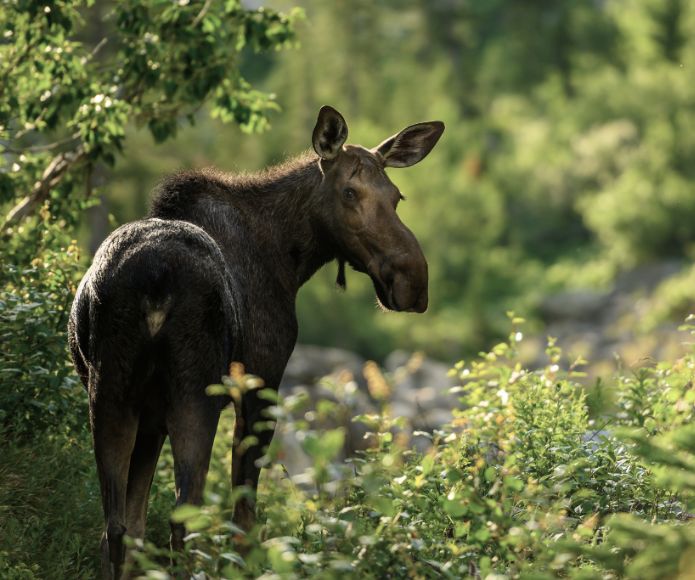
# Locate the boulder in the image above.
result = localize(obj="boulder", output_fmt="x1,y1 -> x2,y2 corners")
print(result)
276,346 -> 376,481
613,261 -> 683,294
540,290 -> 612,323
280,344 -> 366,392
274,345 -> 458,479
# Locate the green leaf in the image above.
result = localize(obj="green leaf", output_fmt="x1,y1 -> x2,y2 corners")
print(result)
368,495 -> 395,517
421,454 -> 435,475
206,384 -> 228,396
443,499 -> 467,518
504,476 -> 524,491
301,428 -> 345,462
171,504 -> 201,523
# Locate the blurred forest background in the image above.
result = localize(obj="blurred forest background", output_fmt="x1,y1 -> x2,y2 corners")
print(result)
4,0 -> 695,363
4,2 -> 695,578
95,0 -> 695,361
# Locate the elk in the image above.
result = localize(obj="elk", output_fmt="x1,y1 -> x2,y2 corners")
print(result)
68,105 -> 444,578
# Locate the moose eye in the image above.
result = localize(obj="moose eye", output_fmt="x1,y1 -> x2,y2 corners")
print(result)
343,187 -> 357,201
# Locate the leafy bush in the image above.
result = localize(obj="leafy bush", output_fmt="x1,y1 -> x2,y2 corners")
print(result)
1,0 -> 302,233
2,305 -> 695,578
0,207 -> 87,440
561,421 -> 695,578
114,316 -> 695,578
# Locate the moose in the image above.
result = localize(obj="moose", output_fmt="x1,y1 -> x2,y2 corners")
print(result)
68,105 -> 444,577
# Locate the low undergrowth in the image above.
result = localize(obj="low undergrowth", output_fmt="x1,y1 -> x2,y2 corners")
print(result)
128,316 -> 695,579
3,286 -> 695,577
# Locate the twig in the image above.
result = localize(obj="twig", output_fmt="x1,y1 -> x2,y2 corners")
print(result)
2,132 -> 81,154
587,418 -> 614,441
13,111 -> 48,141
26,133 -> 81,152
192,0 -> 213,27
2,147 -> 86,229
89,37 -> 108,60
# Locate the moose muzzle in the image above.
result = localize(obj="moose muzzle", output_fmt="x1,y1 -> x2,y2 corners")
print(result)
367,232 -> 428,313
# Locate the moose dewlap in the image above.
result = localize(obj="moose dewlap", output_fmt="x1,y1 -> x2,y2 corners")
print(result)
68,105 -> 444,579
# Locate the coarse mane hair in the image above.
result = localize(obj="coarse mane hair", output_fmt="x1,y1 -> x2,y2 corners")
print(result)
148,151 -> 322,220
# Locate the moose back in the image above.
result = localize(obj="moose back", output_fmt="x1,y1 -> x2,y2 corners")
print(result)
68,105 -> 444,578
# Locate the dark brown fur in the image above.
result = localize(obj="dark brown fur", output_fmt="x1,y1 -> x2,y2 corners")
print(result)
68,106 -> 443,578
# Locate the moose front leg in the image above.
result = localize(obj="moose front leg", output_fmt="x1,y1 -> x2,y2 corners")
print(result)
231,388 -> 278,532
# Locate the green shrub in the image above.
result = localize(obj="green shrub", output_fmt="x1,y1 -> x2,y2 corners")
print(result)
0,208 -> 87,440
117,316 -> 695,578
2,307 -> 695,578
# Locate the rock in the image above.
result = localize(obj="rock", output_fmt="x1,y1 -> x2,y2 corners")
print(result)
280,344 -> 366,392
274,345 -> 459,479
540,290 -> 612,323
276,348 -> 377,481
613,261 -> 683,294
533,261 -> 690,379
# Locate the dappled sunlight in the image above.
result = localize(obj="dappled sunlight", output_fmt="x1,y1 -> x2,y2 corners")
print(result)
4,1 -> 695,578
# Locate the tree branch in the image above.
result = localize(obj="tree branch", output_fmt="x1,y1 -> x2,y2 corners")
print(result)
2,132 -> 81,154
89,37 -> 108,59
2,147 -> 86,229
192,0 -> 213,27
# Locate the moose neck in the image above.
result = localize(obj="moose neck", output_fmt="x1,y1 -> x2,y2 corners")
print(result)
252,155 -> 337,289
150,153 -> 338,296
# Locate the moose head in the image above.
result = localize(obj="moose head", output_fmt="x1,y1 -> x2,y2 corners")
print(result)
311,106 -> 444,313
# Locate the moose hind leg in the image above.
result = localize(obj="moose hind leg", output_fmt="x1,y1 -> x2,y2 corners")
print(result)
125,425 -> 166,541
166,399 -> 220,551
91,397 -> 138,580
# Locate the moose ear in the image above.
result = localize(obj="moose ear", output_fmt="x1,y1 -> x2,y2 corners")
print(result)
312,105 -> 348,160
374,121 -> 445,168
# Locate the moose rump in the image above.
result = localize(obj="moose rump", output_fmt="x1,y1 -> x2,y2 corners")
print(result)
69,218 -> 239,577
